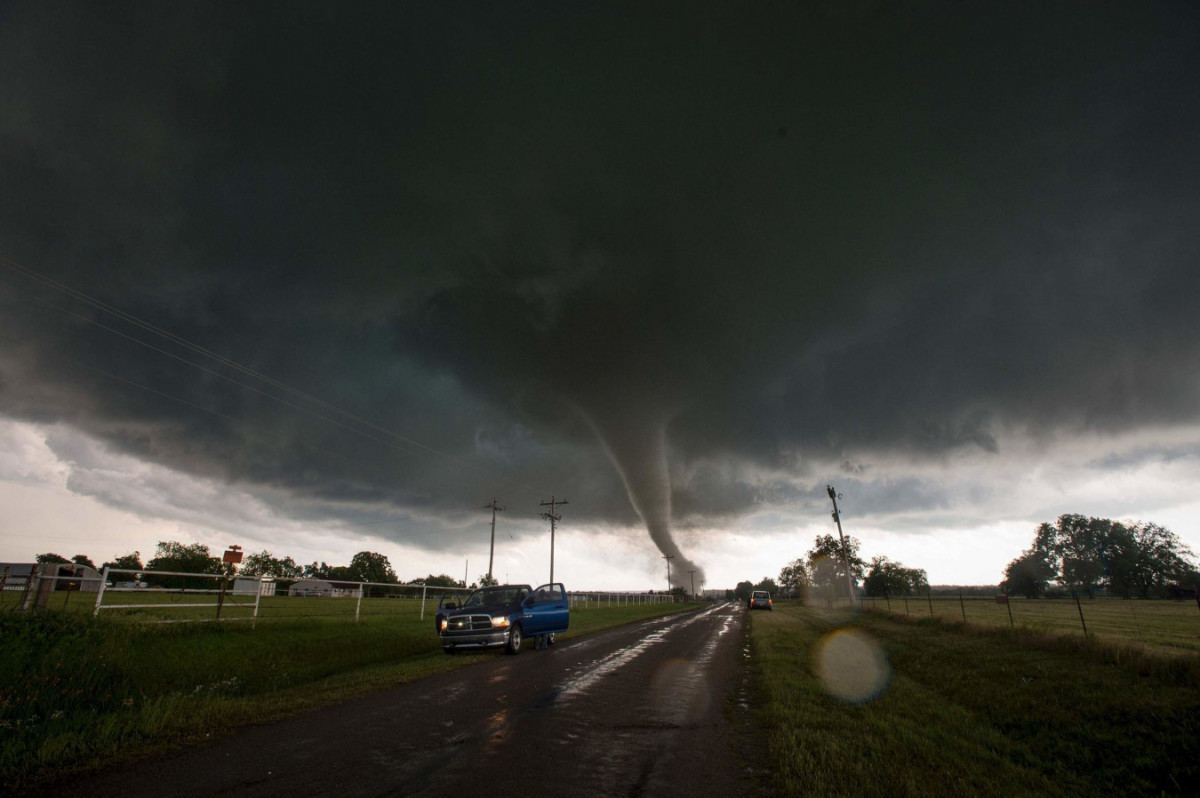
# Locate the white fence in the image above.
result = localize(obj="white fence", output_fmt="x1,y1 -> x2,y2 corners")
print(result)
4,565 -> 685,624
91,568 -> 478,624
567,591 -> 682,607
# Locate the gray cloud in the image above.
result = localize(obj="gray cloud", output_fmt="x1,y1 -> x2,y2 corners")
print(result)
2,3 -> 1198,580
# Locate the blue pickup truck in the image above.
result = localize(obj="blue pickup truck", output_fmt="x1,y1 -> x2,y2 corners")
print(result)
435,582 -> 569,655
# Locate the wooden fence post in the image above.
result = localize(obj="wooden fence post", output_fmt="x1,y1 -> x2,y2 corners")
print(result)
1072,590 -> 1088,636
959,591 -> 966,623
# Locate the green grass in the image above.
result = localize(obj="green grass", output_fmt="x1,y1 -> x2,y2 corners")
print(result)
749,601 -> 1200,797
861,594 -> 1200,654
0,600 -> 701,789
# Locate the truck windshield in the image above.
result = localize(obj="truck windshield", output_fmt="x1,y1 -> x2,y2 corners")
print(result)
462,586 -> 526,607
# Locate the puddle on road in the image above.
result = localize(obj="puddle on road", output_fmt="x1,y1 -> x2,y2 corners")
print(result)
555,604 -> 730,703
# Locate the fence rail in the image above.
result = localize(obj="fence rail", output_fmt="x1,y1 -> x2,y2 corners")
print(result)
858,592 -> 1200,653
2,566 -> 683,625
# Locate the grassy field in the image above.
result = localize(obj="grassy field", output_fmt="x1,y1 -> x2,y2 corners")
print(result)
748,601 -> 1200,797
0,600 -> 700,789
859,594 -> 1200,655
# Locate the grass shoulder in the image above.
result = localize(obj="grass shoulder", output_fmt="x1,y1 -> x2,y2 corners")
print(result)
748,600 -> 1200,797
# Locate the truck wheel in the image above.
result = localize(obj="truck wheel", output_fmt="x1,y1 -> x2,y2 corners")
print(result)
505,623 -> 523,655
443,646 -> 456,655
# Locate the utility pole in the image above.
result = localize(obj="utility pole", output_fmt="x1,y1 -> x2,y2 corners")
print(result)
540,496 -> 567,584
827,485 -> 856,603
484,498 -> 504,583
688,569 -> 696,599
663,554 -> 674,593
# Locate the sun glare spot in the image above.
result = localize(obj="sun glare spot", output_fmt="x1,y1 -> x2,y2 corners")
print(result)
813,628 -> 891,703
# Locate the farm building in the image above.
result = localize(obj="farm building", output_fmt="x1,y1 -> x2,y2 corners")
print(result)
233,577 -> 276,596
1,562 -> 101,593
1,563 -> 34,591
287,579 -> 360,598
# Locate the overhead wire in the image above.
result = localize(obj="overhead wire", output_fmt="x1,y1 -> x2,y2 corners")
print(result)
0,256 -> 552,499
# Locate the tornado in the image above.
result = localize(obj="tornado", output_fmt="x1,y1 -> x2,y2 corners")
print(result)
581,400 -> 704,591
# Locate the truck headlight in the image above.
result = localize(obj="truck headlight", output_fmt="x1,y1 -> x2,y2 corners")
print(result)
491,616 -> 510,628
440,619 -> 447,631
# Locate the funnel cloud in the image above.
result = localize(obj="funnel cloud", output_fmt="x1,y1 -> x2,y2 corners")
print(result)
582,400 -> 702,590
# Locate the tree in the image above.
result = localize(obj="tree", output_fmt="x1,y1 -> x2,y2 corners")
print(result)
145,541 -> 226,588
302,561 -> 352,581
1105,521 -> 1197,598
420,574 -> 464,588
1021,514 -> 1198,599
1001,550 -> 1055,598
754,577 -> 779,595
863,556 -> 927,598
807,534 -> 866,603
348,551 -> 398,584
102,552 -> 143,576
36,553 -> 70,564
1033,514 -> 1107,595
71,554 -> 97,569
734,581 -> 754,602
240,551 -> 303,579
478,573 -> 499,587
777,559 -> 809,599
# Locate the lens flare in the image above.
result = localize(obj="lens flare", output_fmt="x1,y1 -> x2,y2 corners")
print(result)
813,628 -> 891,703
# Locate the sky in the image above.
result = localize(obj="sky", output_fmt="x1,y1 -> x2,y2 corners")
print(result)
2,2 -> 1199,591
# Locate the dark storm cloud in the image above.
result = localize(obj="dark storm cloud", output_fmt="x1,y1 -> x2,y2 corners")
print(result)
2,2 -> 1199,567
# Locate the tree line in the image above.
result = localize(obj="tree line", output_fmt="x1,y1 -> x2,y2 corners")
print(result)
1001,514 -> 1199,599
734,534 -> 929,603
735,513 -> 1198,605
34,542 -> 474,589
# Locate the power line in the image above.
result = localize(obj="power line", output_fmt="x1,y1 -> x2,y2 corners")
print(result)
0,256 -> 550,497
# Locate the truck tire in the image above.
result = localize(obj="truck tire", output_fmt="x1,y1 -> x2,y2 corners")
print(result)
505,623 -> 523,655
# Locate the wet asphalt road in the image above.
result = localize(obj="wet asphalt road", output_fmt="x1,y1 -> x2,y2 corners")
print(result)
65,602 -> 752,797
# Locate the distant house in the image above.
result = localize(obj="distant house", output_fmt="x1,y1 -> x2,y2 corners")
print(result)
1,563 -> 34,591
1,562 -> 101,593
233,577 -> 276,597
287,579 -> 360,598
56,564 -> 102,592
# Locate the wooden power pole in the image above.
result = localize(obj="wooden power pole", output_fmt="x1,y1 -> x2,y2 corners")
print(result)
827,485 -> 857,603
540,496 -> 567,584
484,498 -> 504,582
